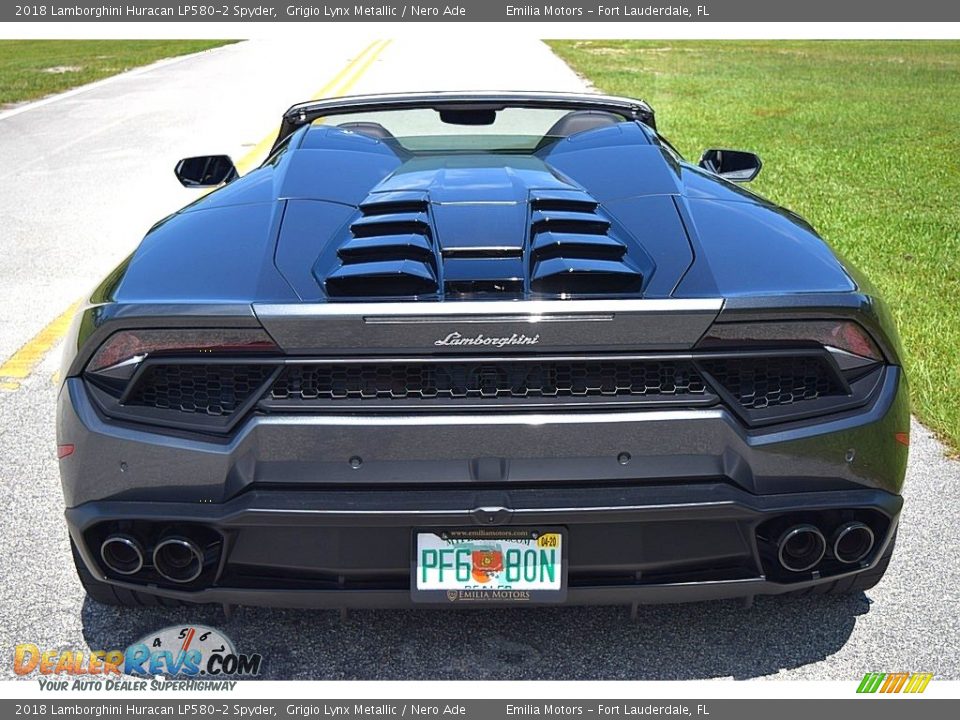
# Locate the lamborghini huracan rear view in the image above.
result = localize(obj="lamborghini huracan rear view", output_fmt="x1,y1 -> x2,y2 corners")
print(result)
57,92 -> 908,609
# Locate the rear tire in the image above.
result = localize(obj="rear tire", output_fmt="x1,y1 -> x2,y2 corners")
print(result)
788,531 -> 897,597
71,539 -> 189,608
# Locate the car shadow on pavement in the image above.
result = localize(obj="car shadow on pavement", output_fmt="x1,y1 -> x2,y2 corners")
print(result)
80,592 -> 870,680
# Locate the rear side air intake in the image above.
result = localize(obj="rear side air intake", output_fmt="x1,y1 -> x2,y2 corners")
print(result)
528,190 -> 643,294
324,192 -> 439,298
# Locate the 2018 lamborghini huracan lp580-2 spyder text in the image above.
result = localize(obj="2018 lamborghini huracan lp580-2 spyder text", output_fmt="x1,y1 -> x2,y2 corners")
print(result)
58,92 -> 908,609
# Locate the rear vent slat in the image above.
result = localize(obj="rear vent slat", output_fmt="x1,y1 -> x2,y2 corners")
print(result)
531,231 -> 627,261
325,260 -> 438,297
350,212 -> 432,238
359,191 -> 430,217
529,189 -> 599,213
530,210 -> 610,235
531,258 -> 644,294
359,201 -> 430,216
338,234 -> 435,263
531,199 -> 599,213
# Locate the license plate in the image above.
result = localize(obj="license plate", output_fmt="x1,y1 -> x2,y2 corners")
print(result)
412,528 -> 566,603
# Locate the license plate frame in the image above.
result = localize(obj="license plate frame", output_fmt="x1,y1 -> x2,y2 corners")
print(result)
411,527 -> 568,604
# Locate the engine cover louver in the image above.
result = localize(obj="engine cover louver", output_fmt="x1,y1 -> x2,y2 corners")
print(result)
349,212 -> 432,238
528,190 -> 644,295
325,259 -> 438,297
324,192 -> 440,298
320,186 -> 647,299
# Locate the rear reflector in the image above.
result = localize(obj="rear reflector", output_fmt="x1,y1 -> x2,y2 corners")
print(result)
895,432 -> 910,447
57,444 -> 75,459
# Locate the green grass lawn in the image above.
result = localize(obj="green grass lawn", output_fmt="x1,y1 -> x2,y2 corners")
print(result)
548,40 -> 960,452
0,40 -> 236,107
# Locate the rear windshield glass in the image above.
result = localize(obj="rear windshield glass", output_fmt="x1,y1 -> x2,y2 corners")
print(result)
313,107 -> 631,152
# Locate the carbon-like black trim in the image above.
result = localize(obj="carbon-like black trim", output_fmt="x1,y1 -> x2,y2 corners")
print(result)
82,348 -> 883,433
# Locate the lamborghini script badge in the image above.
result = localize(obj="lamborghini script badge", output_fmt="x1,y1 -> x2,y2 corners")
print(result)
434,332 -> 540,348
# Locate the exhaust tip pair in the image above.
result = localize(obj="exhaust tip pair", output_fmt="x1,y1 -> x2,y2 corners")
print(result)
100,534 -> 207,583
776,521 -> 875,572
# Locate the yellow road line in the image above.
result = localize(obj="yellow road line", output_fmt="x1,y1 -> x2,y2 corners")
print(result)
0,300 -> 81,390
234,39 -> 391,174
330,39 -> 391,97
0,40 -> 392,391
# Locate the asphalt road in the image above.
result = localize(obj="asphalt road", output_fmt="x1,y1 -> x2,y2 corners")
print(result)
1,39 -> 958,682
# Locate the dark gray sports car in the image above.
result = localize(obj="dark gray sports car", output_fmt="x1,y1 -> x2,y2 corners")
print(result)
57,92 -> 908,610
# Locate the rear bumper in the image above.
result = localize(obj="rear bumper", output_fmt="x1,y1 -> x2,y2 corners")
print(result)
66,483 -> 902,608
59,366 -> 909,608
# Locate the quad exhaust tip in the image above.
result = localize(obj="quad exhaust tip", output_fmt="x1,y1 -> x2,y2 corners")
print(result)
832,521 -> 875,564
777,524 -> 827,573
100,534 -> 145,576
153,536 -> 205,584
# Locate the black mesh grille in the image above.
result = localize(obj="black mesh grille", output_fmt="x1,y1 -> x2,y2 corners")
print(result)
269,360 -> 708,403
700,355 -> 844,410
125,364 -> 274,416
112,353 -> 853,424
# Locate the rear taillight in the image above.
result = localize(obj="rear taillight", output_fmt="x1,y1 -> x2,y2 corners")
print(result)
697,320 -> 883,362
87,329 -> 278,374
83,329 -> 281,433
695,319 -> 887,426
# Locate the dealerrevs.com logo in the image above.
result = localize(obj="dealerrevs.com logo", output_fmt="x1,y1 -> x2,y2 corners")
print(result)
434,331 -> 540,348
14,625 -> 261,690
857,672 -> 934,694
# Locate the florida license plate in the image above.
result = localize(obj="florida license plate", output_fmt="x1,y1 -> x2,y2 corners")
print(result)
412,528 -> 566,603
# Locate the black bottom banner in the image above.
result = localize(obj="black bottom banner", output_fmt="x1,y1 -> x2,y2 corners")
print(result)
3,700 -> 957,720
